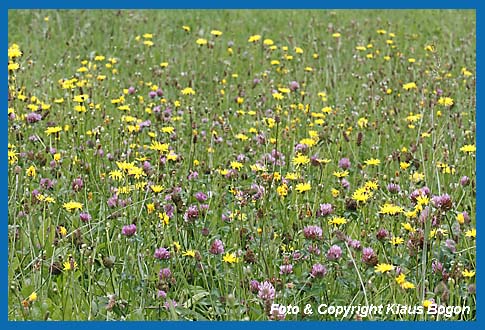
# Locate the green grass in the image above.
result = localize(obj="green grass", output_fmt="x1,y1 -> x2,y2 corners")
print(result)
8,10 -> 476,321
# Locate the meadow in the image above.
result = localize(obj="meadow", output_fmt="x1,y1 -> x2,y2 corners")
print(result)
7,10 -> 476,320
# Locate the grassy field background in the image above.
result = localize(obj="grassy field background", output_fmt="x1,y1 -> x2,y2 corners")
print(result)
8,10 -> 476,320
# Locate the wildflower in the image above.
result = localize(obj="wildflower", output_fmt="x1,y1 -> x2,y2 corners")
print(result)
181,87 -> 196,95
26,112 -> 42,123
63,201 -> 83,212
375,263 -> 394,273
248,34 -> 261,43
79,212 -> 91,223
26,165 -> 36,178
223,252 -> 239,264
257,281 -> 275,301
316,203 -> 334,217
438,97 -> 454,106
109,170 -> 123,180
460,144 -> 476,153
230,161 -> 243,170
63,258 -> 78,271
159,268 -> 172,280
390,237 -> 404,246
465,229 -> 476,239
303,225 -> 323,240
210,30 -> 222,37
28,292 -> 37,303
403,82 -> 417,90
333,170 -> 349,178
387,183 -> 401,193
326,245 -> 342,260
295,182 -> 311,193
431,194 -> 452,211
292,154 -> 310,166
338,157 -> 351,169
460,176 -> 470,186
310,263 -> 327,278
209,239 -> 225,255
376,228 -> 389,241
462,269 -> 475,278
276,184 -> 288,197
328,216 -> 347,226
182,250 -> 196,258
121,224 -> 136,237
364,158 -> 381,166
379,203 -> 404,215
279,264 -> 293,275
361,247 -> 378,266
183,205 -> 199,222
196,38 -> 207,46
154,247 -> 171,260
150,185 -> 164,193
72,177 -> 84,192
400,162 -> 411,170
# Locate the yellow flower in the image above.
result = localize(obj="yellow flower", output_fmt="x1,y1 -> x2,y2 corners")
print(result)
63,260 -> 78,271
182,250 -> 196,258
223,252 -> 239,264
295,182 -> 311,193
460,144 -> 476,153
28,292 -> 37,302
462,269 -> 475,278
181,87 -> 196,95
456,213 -> 465,224
45,126 -> 62,136
403,82 -> 417,90
158,212 -> 170,225
401,222 -> 416,232
248,35 -> 261,43
465,229 -> 476,239
357,117 -> 368,128
196,38 -> 207,46
235,133 -> 249,141
332,32 -> 341,38
277,184 -> 288,197
230,161 -> 243,170
422,300 -> 434,308
26,165 -> 36,178
395,273 -> 406,285
58,226 -> 67,237
331,188 -> 340,197
263,39 -> 274,46
182,25 -> 191,32
409,172 -> 425,183
8,44 -> 22,59
333,170 -> 349,178
400,162 -> 410,170
63,201 -> 83,212
379,203 -> 404,215
162,126 -> 175,134
390,237 -> 405,246
210,30 -> 223,37
150,185 -> 164,193
109,170 -> 124,181
401,281 -> 415,289
149,141 -> 169,153
438,97 -> 454,106
328,216 -> 347,226
292,154 -> 310,167
375,263 -> 394,273
364,158 -> 381,166
146,203 -> 155,214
